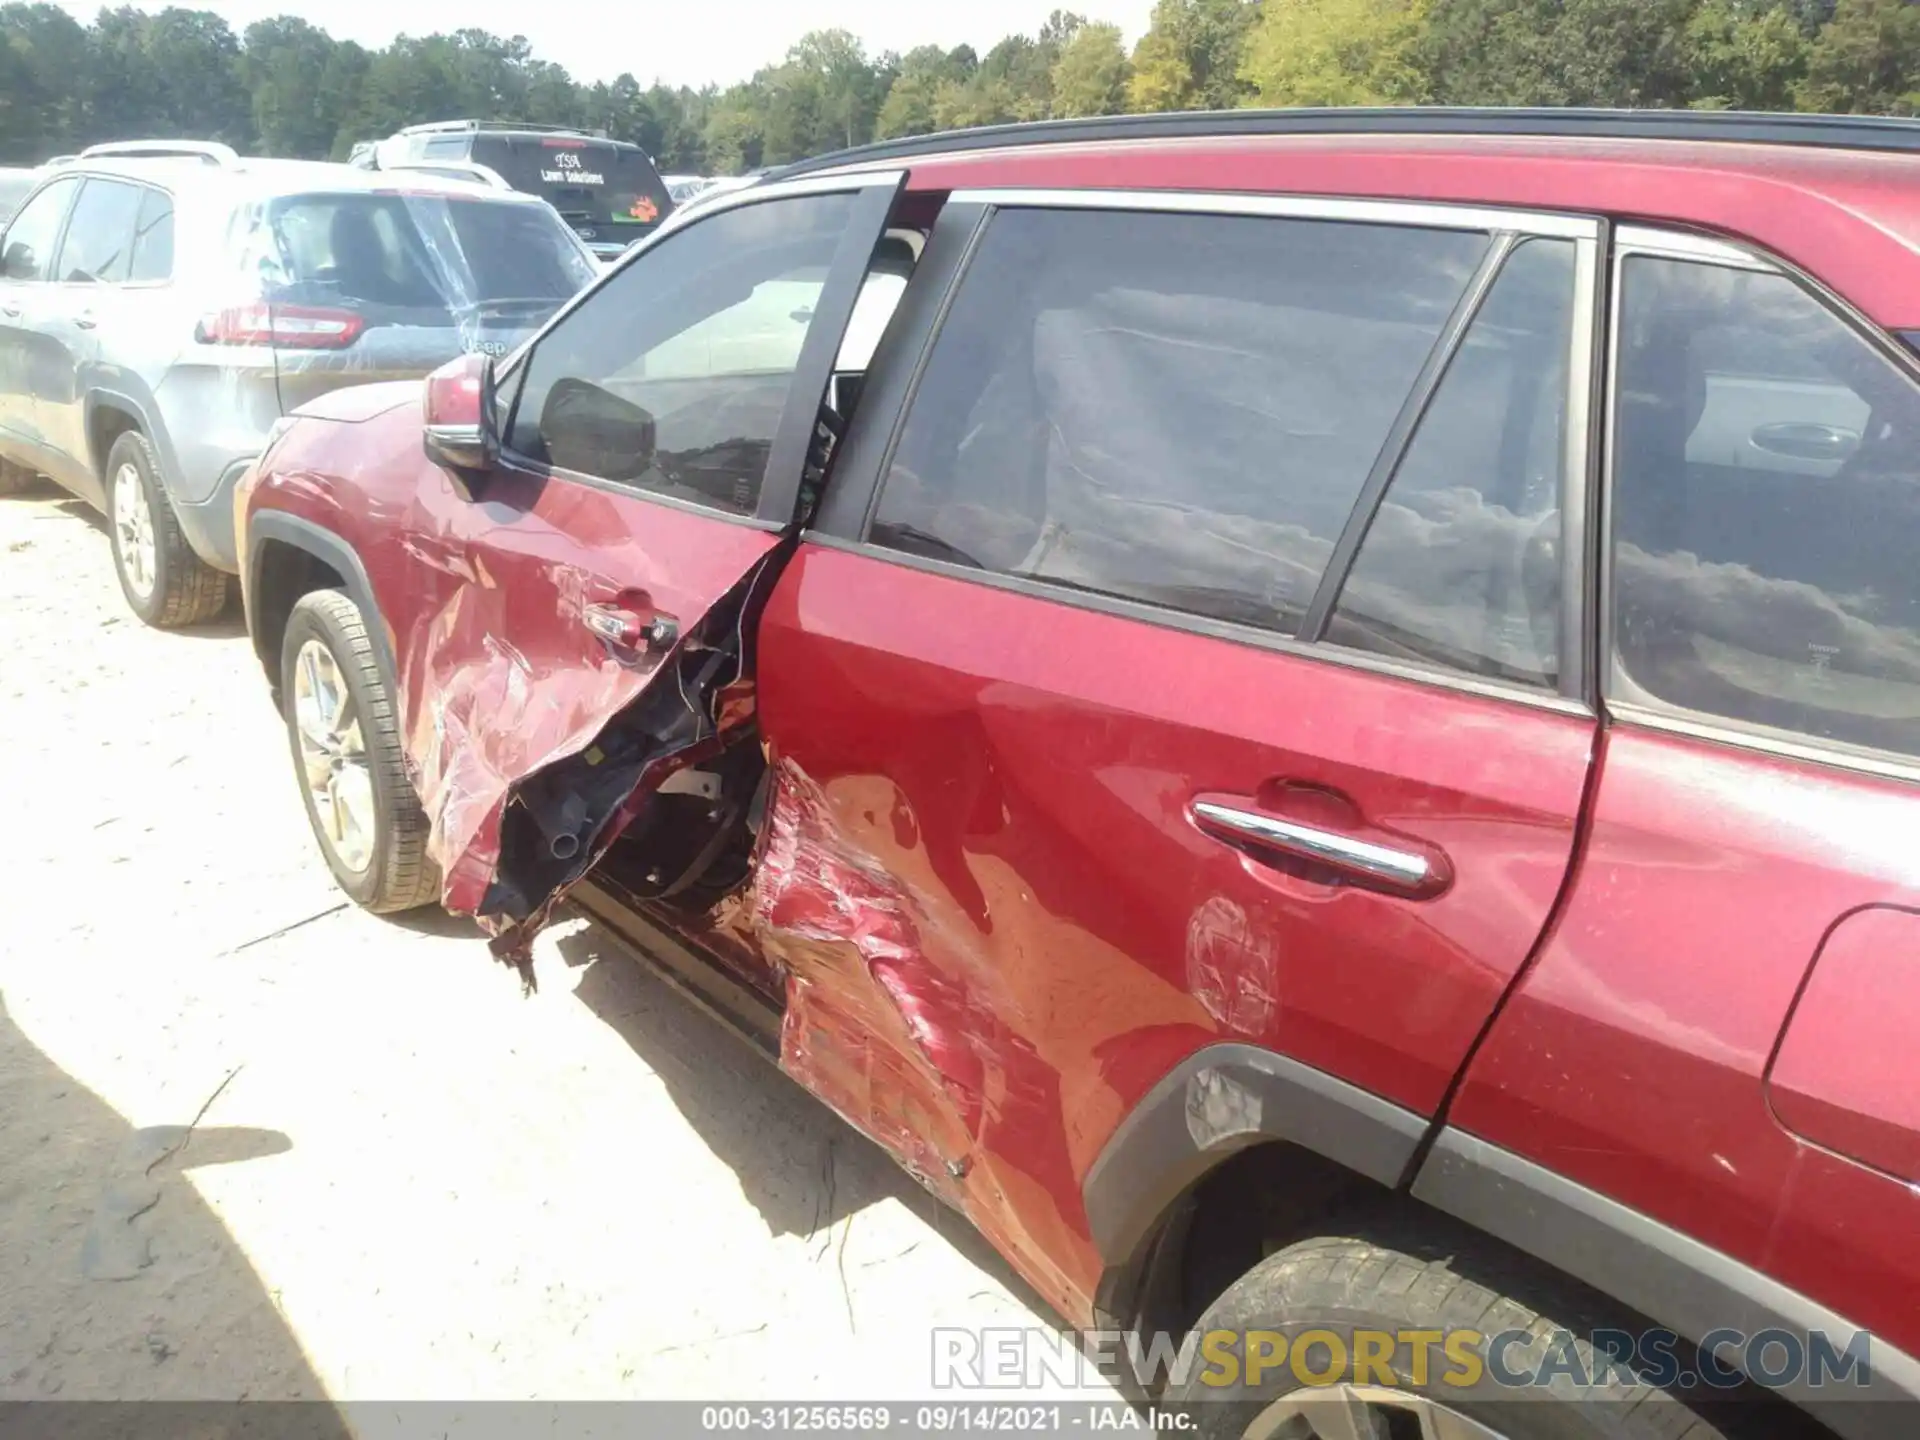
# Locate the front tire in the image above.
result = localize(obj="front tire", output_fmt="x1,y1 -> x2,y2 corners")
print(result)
1170,1208 -> 1737,1440
105,430 -> 228,628
280,589 -> 439,913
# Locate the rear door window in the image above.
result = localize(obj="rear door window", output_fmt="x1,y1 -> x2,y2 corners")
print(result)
867,206 -> 1489,638
55,178 -> 144,284
1327,238 -> 1579,688
1610,254 -> 1920,758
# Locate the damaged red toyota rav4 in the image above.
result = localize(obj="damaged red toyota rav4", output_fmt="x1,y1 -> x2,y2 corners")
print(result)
237,110 -> 1920,1440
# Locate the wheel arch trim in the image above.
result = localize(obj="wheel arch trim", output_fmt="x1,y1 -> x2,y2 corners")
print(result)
1411,1127 -> 1920,1438
1084,1043 -> 1428,1320
245,512 -> 395,695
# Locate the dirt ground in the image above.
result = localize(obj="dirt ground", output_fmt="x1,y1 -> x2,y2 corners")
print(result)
0,484 -> 1114,1410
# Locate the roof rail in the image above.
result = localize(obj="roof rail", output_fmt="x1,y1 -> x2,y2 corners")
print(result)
78,139 -> 239,167
396,119 -> 611,140
381,160 -> 514,190
766,106 -> 1920,181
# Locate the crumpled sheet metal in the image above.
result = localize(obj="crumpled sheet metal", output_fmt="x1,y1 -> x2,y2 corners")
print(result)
405,557 -> 657,920
747,762 -> 1095,1317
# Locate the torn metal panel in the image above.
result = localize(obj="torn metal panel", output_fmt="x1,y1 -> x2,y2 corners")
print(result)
746,761 -> 1095,1317
407,531 -> 790,979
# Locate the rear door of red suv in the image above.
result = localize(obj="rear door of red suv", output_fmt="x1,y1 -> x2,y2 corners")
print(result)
384,171 -> 903,943
750,190 -> 1606,1303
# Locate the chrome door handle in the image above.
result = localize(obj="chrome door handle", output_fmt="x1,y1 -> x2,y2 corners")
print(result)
0,304 -> 19,318
1192,799 -> 1446,896
73,312 -> 97,330
582,601 -> 678,653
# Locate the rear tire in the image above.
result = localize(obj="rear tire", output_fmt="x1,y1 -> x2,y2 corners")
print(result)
105,430 -> 228,628
1170,1207 -> 1740,1440
280,589 -> 439,913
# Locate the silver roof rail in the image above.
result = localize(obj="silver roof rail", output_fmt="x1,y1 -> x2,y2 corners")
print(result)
381,160 -> 514,190
396,119 -> 609,140
78,140 -> 240,167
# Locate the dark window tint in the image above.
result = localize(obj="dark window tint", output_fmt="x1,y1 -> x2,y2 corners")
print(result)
868,208 -> 1488,637
470,136 -> 673,232
128,189 -> 173,283
1612,257 -> 1920,757
1329,239 -> 1577,688
264,194 -> 594,314
504,191 -> 854,516
55,179 -> 144,283
1,177 -> 78,281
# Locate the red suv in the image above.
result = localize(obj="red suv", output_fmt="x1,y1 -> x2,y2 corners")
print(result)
238,110 -> 1920,1440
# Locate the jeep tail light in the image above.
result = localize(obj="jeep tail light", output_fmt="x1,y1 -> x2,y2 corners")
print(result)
196,304 -> 365,349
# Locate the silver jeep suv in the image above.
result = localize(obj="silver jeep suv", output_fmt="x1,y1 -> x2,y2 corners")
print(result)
0,141 -> 598,626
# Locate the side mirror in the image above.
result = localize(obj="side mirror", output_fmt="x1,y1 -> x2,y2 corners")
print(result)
3,241 -> 36,281
422,352 -> 498,485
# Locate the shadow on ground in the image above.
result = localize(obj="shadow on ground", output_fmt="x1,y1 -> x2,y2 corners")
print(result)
0,991 -> 348,1436
555,923 -> 1049,1312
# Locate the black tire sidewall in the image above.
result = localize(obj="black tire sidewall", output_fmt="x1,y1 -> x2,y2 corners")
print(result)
1172,1312 -> 1629,1440
279,595 -> 405,909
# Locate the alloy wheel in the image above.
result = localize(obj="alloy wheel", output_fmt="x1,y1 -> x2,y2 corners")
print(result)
111,462 -> 157,599
1242,1385 -> 1507,1440
292,638 -> 377,874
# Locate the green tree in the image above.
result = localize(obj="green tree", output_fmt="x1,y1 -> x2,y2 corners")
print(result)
1050,21 -> 1132,115
1686,0 -> 1809,109
876,44 -> 976,137
1241,0 -> 1432,105
1798,0 -> 1920,112
704,83 -> 765,173
1128,0 -> 1258,112
0,4 -> 90,160
244,16 -> 348,156
1423,0 -> 1699,107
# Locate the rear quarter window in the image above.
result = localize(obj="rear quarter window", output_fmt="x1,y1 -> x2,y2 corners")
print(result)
1610,255 -> 1920,759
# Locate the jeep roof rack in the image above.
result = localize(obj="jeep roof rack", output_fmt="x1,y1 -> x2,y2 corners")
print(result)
381,159 -> 514,190
396,119 -> 612,140
768,106 -> 1920,182
78,139 -> 239,167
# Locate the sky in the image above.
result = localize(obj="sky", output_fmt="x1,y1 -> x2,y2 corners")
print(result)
58,0 -> 1161,88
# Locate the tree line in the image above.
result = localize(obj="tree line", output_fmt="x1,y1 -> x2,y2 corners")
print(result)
0,0 -> 1915,172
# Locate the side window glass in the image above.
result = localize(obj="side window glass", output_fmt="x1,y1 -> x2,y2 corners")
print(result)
1612,256 -> 1920,758
128,190 -> 174,283
506,191 -> 856,517
1328,239 -> 1578,688
867,207 -> 1488,637
56,179 -> 144,284
1,178 -> 79,282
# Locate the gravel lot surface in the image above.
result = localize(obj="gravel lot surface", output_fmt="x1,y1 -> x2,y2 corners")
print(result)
0,484 -> 1109,1414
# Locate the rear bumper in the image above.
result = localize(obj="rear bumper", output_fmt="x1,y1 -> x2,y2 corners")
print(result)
172,456 -> 253,573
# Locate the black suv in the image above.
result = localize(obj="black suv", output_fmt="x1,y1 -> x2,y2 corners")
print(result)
353,121 -> 675,262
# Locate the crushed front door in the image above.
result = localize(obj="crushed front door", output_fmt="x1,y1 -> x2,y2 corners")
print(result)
400,172 -> 906,976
